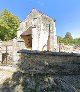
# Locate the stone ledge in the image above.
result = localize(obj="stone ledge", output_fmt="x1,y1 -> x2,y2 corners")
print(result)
18,50 -> 80,57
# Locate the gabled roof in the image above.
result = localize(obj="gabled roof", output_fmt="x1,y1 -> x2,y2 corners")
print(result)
24,8 -> 56,22
21,26 -> 32,36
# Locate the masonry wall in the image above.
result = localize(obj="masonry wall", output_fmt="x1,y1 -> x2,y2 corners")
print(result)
18,50 -> 80,75
0,38 -> 26,63
0,41 -> 13,63
59,43 -> 80,53
17,50 -> 80,91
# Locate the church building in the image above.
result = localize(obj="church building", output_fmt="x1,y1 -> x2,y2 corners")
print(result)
17,9 -> 58,51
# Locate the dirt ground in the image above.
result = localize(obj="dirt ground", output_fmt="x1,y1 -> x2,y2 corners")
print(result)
0,65 -> 17,84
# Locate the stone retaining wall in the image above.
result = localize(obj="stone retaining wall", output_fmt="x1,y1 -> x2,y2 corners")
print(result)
18,50 -> 80,75
16,50 -> 80,91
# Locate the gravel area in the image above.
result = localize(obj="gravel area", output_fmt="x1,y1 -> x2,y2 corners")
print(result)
0,65 -> 17,84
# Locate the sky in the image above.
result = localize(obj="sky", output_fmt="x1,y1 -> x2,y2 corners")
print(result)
0,0 -> 80,38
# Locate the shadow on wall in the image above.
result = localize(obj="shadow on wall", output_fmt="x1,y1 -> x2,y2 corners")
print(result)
2,52 -> 80,92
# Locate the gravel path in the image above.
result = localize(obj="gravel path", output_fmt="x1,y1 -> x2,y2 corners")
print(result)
0,65 -> 17,84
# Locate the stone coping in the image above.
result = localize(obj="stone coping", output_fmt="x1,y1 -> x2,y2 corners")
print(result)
18,50 -> 80,57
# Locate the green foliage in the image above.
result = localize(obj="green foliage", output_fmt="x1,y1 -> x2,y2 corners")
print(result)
58,32 -> 80,45
0,9 -> 20,41
63,38 -> 74,45
74,38 -> 80,45
57,36 -> 64,43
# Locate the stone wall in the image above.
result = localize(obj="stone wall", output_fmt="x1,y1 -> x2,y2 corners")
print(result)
18,50 -> 80,75
59,43 -> 80,53
0,37 -> 80,64
16,50 -> 80,91
0,40 -> 13,63
0,38 -> 26,63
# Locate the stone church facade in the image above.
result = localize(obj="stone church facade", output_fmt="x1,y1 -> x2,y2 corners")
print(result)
0,9 -> 80,64
17,9 -> 58,51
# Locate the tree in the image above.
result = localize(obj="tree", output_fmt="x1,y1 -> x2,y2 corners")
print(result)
58,32 -> 80,45
64,32 -> 73,39
74,38 -> 80,45
63,32 -> 73,44
0,9 -> 20,41
57,36 -> 64,43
